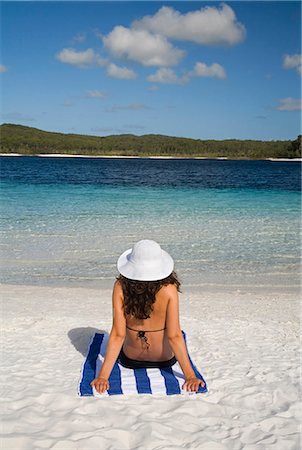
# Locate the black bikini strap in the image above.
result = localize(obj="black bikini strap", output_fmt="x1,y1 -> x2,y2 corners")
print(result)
126,325 -> 166,333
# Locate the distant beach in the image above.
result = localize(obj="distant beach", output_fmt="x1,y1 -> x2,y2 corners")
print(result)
0,153 -> 301,161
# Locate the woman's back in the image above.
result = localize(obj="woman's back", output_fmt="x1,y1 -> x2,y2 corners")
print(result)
121,283 -> 176,361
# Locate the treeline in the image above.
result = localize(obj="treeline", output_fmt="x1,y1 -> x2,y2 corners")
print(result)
0,123 -> 301,159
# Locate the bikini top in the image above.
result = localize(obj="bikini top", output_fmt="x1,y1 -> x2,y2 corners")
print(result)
126,325 -> 166,350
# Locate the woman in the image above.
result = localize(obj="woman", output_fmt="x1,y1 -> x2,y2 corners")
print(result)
91,239 -> 205,394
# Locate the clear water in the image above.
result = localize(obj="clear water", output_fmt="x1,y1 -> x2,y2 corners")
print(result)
0,156 -> 300,292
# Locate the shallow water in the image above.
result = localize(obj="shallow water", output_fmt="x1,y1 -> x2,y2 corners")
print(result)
0,156 -> 300,292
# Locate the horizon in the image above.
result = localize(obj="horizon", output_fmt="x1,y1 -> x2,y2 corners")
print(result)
1,1 -> 301,141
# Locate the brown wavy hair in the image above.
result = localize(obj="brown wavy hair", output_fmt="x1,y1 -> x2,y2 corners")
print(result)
116,271 -> 181,320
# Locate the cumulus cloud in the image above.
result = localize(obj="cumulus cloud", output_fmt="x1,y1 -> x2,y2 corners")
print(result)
283,53 -> 302,76
55,48 -> 106,68
0,64 -> 8,73
85,90 -> 106,98
190,62 -> 226,79
55,47 -> 137,81
276,97 -> 302,111
103,26 -> 185,66
147,68 -> 188,84
132,4 -> 246,46
107,63 -> 137,79
147,62 -> 226,85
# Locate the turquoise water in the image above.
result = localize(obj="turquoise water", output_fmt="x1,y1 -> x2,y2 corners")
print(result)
0,157 -> 300,292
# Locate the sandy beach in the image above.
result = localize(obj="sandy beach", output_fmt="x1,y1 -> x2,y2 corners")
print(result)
1,154 -> 301,161
1,283 -> 300,449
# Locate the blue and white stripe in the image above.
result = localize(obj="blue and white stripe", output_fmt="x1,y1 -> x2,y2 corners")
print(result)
79,332 -> 208,397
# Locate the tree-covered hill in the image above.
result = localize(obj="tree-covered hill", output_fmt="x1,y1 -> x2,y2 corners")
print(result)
0,123 -> 300,159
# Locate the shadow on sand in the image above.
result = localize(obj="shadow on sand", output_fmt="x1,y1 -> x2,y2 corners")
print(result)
68,327 -> 108,357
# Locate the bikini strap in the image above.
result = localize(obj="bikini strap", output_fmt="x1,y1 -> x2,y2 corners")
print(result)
126,325 -> 166,351
126,325 -> 166,333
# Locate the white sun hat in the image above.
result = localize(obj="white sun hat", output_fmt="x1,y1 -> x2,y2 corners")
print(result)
117,239 -> 174,281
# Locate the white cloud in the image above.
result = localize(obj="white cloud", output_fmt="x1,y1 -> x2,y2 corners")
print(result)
147,68 -> 188,84
276,97 -> 302,111
107,63 -> 137,79
147,62 -> 226,85
132,4 -> 246,46
191,62 -> 226,79
283,53 -> 302,76
55,48 -> 106,68
103,26 -> 184,66
85,90 -> 106,98
0,64 -> 8,73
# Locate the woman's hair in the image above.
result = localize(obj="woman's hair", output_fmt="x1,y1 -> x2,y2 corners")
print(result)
116,271 -> 181,320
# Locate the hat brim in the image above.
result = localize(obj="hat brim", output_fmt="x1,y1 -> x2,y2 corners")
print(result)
117,247 -> 174,281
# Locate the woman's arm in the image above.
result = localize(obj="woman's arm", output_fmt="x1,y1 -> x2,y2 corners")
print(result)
165,285 -> 205,392
91,280 -> 126,393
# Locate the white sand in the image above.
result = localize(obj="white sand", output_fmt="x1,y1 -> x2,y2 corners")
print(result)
1,284 -> 300,450
1,153 -> 301,161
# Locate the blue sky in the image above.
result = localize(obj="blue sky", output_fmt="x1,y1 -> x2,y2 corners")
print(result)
1,1 -> 301,140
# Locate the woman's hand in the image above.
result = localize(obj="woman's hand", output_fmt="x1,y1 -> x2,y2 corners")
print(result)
90,376 -> 110,394
182,376 -> 205,392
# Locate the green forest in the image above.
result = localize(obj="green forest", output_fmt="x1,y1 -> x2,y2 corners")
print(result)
0,123 -> 301,159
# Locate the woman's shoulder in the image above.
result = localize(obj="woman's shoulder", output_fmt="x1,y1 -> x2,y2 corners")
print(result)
113,279 -> 124,295
158,283 -> 178,297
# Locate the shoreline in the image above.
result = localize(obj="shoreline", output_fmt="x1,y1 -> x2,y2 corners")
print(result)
0,280 -> 299,296
0,153 -> 301,162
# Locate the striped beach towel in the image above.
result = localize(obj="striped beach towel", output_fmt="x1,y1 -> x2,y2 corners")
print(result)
79,332 -> 208,397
